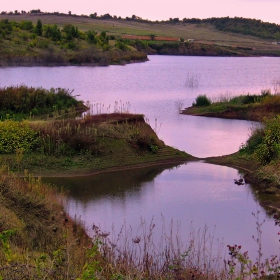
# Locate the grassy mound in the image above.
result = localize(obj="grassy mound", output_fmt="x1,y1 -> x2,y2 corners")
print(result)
183,91 -> 280,121
0,86 -> 192,176
1,113 -> 192,176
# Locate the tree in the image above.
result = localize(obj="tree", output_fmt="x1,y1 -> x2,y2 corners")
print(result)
30,9 -> 41,13
150,34 -> 156,40
90,12 -> 97,19
35,19 -> 42,36
63,24 -> 79,41
86,30 -> 97,44
44,24 -> 61,41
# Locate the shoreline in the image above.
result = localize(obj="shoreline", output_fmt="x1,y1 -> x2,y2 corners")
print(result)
29,157 -> 194,178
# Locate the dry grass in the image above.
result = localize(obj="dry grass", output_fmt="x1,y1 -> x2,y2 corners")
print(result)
0,166 -> 92,279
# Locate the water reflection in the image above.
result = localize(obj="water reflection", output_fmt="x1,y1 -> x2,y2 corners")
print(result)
45,163 -> 179,201
43,161 -> 279,260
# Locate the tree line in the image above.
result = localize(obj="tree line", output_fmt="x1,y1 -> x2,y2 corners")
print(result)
0,18 -> 112,50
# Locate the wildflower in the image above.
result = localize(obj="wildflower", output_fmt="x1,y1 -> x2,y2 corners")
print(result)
132,237 -> 141,244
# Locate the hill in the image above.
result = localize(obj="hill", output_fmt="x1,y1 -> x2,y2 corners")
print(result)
1,13 -> 280,58
0,16 -> 147,66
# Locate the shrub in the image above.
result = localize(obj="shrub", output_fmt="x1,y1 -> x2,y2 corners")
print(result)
0,120 -> 39,153
192,94 -> 211,106
239,127 -> 264,155
0,85 -> 85,120
254,117 -> 280,164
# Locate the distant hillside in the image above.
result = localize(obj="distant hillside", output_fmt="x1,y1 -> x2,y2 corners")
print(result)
202,17 -> 280,40
1,13 -> 280,59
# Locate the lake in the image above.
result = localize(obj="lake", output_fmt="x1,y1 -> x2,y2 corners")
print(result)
2,55 -> 280,261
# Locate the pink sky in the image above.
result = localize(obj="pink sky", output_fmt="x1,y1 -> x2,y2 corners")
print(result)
2,0 -> 280,24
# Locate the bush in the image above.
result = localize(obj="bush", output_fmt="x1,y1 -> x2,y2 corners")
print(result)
0,85 -> 83,119
253,117 -> 280,164
239,127 -> 264,155
0,120 -> 39,153
193,94 -> 211,106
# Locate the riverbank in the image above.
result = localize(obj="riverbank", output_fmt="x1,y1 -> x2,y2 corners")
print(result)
182,94 -> 280,122
0,111 -> 198,278
2,113 -> 193,177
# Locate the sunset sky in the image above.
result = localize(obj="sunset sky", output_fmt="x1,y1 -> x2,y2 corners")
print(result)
2,0 -> 280,25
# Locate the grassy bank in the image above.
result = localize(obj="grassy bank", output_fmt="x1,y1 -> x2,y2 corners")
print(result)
0,86 -> 192,176
2,165 -> 280,279
1,113 -> 192,176
0,167 -> 93,279
182,91 -> 280,121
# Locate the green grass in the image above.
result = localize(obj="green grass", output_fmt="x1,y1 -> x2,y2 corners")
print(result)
183,91 -> 280,120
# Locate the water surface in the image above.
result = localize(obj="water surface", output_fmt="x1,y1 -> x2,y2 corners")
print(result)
44,162 -> 280,260
1,55 -> 278,157
2,55 -> 280,260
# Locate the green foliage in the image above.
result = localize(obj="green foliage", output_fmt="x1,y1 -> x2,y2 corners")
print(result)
204,17 -> 280,40
115,39 -> 128,50
0,120 -> 39,154
44,24 -> 62,41
63,24 -> 79,41
86,30 -> 97,44
77,239 -> 102,280
0,19 -> 13,35
239,127 -> 264,155
96,31 -> 109,51
254,117 -> 280,164
0,229 -> 16,263
19,20 -> 33,30
149,144 -> 159,154
0,85 -> 82,119
0,18 -> 147,66
193,94 -> 211,106
35,19 -> 42,36
241,116 -> 280,165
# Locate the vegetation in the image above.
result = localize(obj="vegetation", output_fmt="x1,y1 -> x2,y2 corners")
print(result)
192,94 -> 211,106
0,86 -> 191,176
0,18 -> 147,66
203,17 -> 280,41
1,13 -> 280,60
240,116 -> 280,165
0,85 -> 87,120
2,10 -> 280,41
182,90 -> 280,121
0,167 -> 93,279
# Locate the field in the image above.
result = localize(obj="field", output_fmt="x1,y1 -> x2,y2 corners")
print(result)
1,13 -> 280,55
